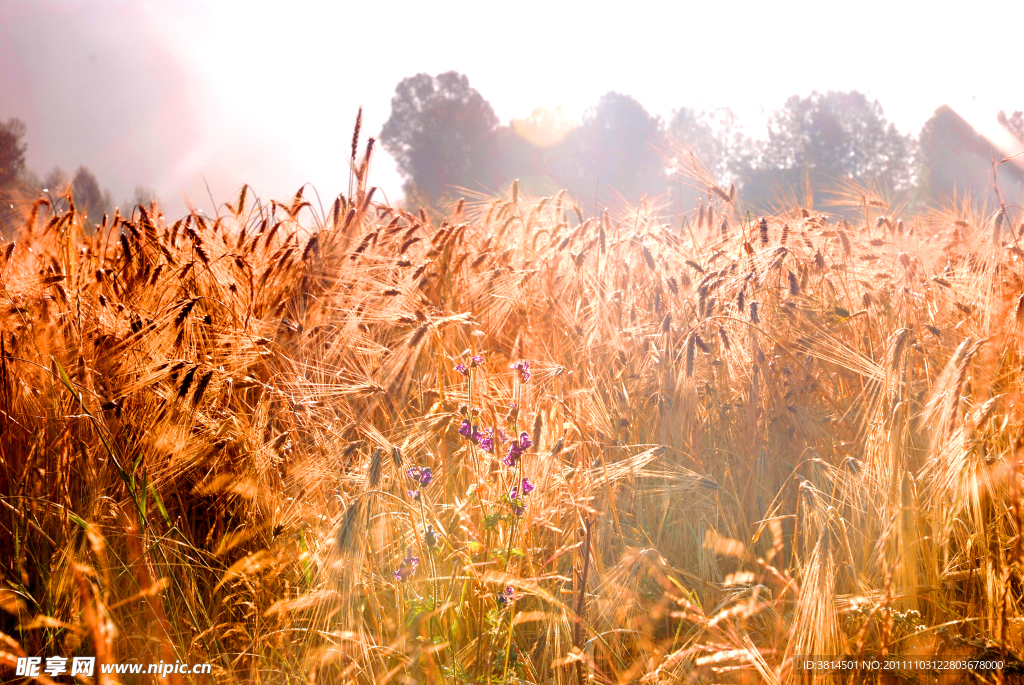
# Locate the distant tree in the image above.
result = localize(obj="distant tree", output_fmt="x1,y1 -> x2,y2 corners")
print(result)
71,166 -> 111,220
547,92 -> 666,208
666,107 -> 751,215
735,91 -> 916,208
42,167 -> 68,194
0,119 -> 28,190
0,119 -> 29,231
998,110 -> 1024,143
917,105 -> 1023,208
668,107 -> 747,182
381,72 -> 500,200
132,186 -> 160,209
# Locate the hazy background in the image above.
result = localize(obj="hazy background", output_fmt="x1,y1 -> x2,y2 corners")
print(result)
1,0 -> 1023,218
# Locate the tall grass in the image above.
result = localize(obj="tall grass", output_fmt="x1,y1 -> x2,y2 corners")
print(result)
2,152 -> 1024,684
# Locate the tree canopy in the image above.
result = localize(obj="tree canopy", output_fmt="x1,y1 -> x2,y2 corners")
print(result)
71,166 -> 111,220
0,119 -> 28,191
380,71 -> 500,200
734,91 -> 917,207
547,92 -> 666,208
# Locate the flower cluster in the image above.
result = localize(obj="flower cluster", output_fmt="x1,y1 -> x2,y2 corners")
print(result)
508,477 -> 534,516
478,430 -> 494,453
406,466 -> 433,500
511,360 -> 531,382
454,355 -> 485,377
460,421 -> 510,455
496,586 -> 515,608
393,553 -> 419,582
483,427 -> 509,454
502,432 -> 533,468
458,420 -> 484,444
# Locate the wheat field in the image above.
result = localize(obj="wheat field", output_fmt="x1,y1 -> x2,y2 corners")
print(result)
2,149 -> 1024,684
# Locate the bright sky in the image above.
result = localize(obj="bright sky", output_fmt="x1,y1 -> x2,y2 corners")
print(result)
2,0 -> 1023,217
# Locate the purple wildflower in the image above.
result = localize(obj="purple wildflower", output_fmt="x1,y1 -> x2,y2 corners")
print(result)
479,428 -> 494,454
393,554 -> 419,582
504,430 -> 535,466
407,489 -> 421,501
407,465 -> 432,491
511,360 -> 531,382
455,363 -> 469,376
460,420 -> 487,446
497,586 -> 515,607
510,477 -> 535,502
507,476 -> 530,515
470,355 -> 484,367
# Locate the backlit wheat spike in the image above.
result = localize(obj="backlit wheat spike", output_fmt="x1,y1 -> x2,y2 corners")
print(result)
838,229 -> 851,255
642,245 -> 656,270
335,502 -> 363,557
686,333 -> 696,377
174,298 -> 198,329
351,107 -> 362,164
192,370 -> 214,406
235,184 -> 248,217
176,366 -> 198,399
358,138 -> 375,190
367,447 -> 383,489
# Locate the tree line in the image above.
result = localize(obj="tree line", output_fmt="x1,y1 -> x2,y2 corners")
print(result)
4,75 -> 1021,234
380,71 -> 1024,215
0,120 -> 157,235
